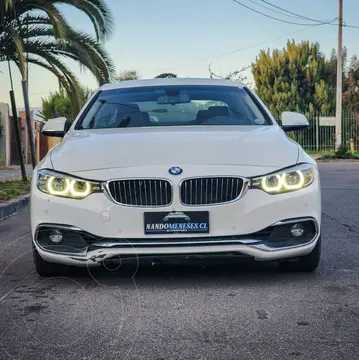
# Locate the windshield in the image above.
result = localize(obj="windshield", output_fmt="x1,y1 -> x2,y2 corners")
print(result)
78,85 -> 271,129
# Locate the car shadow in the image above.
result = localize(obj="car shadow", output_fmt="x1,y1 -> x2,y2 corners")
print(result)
65,256 -> 320,288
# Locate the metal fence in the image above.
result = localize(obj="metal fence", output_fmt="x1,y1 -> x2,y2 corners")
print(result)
279,111 -> 359,152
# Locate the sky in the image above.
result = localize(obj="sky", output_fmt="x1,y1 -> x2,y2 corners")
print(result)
1,0 -> 359,108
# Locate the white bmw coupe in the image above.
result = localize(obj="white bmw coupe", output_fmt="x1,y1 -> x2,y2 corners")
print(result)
31,78 -> 321,276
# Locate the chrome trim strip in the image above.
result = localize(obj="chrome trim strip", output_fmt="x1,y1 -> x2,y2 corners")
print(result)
90,239 -> 262,248
250,233 -> 320,253
35,237 -> 320,267
104,177 -> 173,208
36,224 -> 82,232
178,175 -> 250,207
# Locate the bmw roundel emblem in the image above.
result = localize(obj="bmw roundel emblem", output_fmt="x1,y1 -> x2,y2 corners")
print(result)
169,167 -> 183,175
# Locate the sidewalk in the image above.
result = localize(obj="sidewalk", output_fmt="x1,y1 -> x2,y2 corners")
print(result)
311,154 -> 322,160
0,165 -> 33,182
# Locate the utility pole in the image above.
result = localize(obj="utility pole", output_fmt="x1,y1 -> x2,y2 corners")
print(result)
335,0 -> 343,148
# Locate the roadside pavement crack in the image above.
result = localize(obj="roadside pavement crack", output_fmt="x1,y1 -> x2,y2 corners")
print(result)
322,212 -> 359,235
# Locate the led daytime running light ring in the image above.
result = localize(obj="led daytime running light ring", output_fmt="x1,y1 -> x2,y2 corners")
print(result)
283,171 -> 305,190
47,176 -> 92,197
47,177 -> 71,196
261,175 -> 283,192
69,180 -> 91,197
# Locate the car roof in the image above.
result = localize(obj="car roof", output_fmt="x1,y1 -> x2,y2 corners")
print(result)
100,78 -> 245,91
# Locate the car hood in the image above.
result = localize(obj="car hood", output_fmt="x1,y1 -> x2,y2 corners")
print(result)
49,126 -> 299,173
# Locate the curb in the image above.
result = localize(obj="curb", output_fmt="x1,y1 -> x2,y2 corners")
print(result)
0,194 -> 30,221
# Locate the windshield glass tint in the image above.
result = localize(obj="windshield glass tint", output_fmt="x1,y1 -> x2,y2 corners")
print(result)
79,85 -> 270,129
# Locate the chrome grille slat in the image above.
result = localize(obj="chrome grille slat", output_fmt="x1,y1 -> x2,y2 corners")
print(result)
149,180 -> 152,206
180,177 -> 244,205
108,179 -> 171,206
205,179 -> 208,204
128,181 -> 133,205
225,178 -> 229,200
230,178 -> 235,201
134,180 -> 138,205
144,180 -> 148,205
160,181 -> 163,206
120,181 -> 125,204
236,178 -> 240,198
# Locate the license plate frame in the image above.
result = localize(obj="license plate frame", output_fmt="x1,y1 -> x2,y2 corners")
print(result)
144,211 -> 210,235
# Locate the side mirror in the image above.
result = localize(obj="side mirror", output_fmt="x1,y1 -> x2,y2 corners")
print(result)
41,117 -> 71,137
281,112 -> 309,132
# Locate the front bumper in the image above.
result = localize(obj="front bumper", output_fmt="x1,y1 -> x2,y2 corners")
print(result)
31,165 -> 321,267
33,218 -> 320,267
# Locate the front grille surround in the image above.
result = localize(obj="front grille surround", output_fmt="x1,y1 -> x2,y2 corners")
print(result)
179,176 -> 248,206
106,178 -> 173,207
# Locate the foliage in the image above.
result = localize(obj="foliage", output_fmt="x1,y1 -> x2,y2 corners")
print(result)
41,87 -> 93,121
116,70 -> 141,81
155,73 -> 177,78
0,0 -> 115,115
0,180 -> 30,201
343,55 -> 359,113
319,153 -> 359,160
335,143 -> 349,156
41,90 -> 72,121
252,40 -> 339,117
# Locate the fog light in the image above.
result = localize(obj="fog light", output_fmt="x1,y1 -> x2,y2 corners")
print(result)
49,229 -> 63,243
291,223 -> 305,237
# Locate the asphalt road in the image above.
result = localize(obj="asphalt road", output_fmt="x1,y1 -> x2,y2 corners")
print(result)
1,162 -> 359,360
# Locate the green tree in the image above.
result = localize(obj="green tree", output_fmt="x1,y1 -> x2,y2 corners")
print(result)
252,40 -> 337,117
117,70 -> 140,81
41,90 -> 72,121
41,87 -> 93,121
344,55 -> 359,113
155,73 -> 177,78
0,0 -> 115,115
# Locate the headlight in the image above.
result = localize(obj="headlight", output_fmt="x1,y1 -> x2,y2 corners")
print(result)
37,170 -> 102,199
250,164 -> 315,194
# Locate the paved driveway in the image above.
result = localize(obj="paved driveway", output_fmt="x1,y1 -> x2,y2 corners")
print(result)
0,162 -> 358,360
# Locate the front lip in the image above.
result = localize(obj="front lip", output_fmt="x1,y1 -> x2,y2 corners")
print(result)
33,217 -> 320,266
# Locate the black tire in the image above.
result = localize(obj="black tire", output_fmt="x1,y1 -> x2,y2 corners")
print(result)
32,243 -> 70,277
279,237 -> 321,272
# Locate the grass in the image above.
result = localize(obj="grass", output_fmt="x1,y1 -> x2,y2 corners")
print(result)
305,150 -> 330,155
318,153 -> 359,160
305,150 -> 359,158
0,180 -> 31,202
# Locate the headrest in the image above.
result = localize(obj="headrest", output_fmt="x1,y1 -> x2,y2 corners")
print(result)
115,103 -> 142,127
